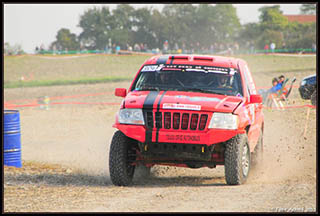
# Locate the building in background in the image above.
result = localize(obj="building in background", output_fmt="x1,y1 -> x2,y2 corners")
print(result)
284,15 -> 316,23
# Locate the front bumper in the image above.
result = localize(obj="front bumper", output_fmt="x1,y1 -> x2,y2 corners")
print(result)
115,123 -> 245,145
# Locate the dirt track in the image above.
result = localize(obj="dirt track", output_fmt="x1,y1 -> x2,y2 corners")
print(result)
4,76 -> 317,212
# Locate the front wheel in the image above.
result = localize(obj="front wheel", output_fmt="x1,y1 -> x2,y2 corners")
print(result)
109,131 -> 136,186
224,134 -> 251,185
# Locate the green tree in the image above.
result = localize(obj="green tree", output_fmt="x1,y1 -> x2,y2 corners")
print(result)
300,4 -> 316,15
51,28 -> 80,51
285,22 -> 316,49
76,4 -> 242,51
259,5 -> 288,31
149,9 -> 168,48
238,23 -> 262,49
211,4 -> 241,44
111,4 -> 135,48
131,7 -> 156,48
162,4 -> 197,49
160,4 -> 241,51
78,6 -> 112,50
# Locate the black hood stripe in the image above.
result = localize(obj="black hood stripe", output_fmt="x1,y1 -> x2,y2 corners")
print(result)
170,56 -> 174,64
143,91 -> 159,110
156,55 -> 169,64
143,91 -> 159,144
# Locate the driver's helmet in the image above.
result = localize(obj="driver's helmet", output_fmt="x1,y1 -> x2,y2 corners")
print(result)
216,74 -> 231,87
158,71 -> 172,84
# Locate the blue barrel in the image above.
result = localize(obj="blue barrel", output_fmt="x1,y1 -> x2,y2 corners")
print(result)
4,110 -> 22,168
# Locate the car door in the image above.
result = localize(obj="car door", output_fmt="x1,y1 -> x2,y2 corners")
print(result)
240,61 -> 263,151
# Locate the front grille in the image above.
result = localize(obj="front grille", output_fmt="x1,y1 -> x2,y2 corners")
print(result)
144,111 -> 208,131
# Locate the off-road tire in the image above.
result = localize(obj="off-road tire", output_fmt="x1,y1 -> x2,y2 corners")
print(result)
251,129 -> 263,168
311,90 -> 316,106
109,131 -> 136,186
224,134 -> 251,185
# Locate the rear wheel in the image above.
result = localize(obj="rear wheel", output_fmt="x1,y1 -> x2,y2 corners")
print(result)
224,134 -> 251,185
109,131 -> 136,186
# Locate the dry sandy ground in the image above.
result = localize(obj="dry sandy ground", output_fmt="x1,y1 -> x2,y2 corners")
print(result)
3,77 -> 317,212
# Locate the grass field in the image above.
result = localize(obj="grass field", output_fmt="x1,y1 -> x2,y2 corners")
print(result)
3,54 -> 316,88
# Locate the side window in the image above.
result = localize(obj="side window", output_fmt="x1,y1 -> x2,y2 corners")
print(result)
243,64 -> 257,95
241,64 -> 251,97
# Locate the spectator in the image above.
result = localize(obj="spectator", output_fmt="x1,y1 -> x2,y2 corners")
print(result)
312,43 -> 316,52
269,77 -> 282,93
278,75 -> 289,97
264,44 -> 269,52
259,77 -> 282,104
250,42 -> 255,54
163,40 -> 169,53
112,43 -> 116,54
134,43 -> 140,52
278,75 -> 285,85
116,45 -> 120,54
40,44 -> 45,52
182,43 -> 186,53
174,43 -> 179,52
270,42 -> 276,53
210,44 -> 214,54
140,43 -> 145,52
234,42 -> 239,54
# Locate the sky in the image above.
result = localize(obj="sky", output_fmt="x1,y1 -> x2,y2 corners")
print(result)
4,3 -> 304,53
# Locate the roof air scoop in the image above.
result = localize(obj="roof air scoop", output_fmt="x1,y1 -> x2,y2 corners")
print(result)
169,55 -> 188,60
193,56 -> 214,62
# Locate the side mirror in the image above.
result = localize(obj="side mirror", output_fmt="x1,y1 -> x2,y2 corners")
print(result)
115,88 -> 127,98
250,94 -> 262,104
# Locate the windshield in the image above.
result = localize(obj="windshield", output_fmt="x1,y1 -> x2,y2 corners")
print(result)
131,64 -> 243,96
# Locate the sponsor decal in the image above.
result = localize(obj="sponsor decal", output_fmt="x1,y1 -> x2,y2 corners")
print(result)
166,134 -> 200,142
140,64 -> 238,74
141,64 -> 164,72
163,103 -> 201,111
243,105 -> 250,124
249,104 -> 255,123
175,95 -> 221,102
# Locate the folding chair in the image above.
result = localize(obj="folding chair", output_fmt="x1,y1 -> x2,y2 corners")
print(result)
267,77 -> 296,110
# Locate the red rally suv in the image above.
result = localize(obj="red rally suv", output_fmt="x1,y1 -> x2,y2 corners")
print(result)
109,55 -> 264,186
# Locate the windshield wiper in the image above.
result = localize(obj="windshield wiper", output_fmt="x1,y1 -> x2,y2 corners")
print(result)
178,87 -> 224,94
136,86 -> 160,91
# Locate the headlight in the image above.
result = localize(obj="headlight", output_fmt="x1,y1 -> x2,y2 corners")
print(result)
300,80 -> 307,86
208,112 -> 238,130
118,109 -> 145,125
